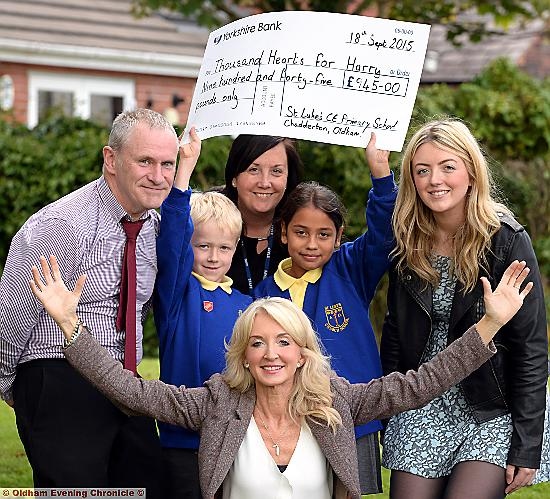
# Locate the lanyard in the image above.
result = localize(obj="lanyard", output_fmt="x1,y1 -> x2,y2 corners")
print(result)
241,224 -> 274,295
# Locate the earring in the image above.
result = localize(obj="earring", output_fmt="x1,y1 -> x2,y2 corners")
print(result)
244,361 -> 249,368
232,179 -> 237,188
297,362 -> 301,368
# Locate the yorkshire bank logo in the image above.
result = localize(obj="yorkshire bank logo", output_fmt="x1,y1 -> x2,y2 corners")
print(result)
324,302 -> 349,332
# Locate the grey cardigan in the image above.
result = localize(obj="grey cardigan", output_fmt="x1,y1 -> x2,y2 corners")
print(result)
65,327 -> 495,499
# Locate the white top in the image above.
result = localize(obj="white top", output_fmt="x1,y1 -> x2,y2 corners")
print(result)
222,416 -> 333,499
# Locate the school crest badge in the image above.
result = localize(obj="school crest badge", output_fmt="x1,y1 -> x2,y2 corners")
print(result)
203,300 -> 214,312
324,302 -> 349,332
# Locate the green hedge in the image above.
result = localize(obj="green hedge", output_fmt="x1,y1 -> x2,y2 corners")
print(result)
1,58 -> 548,356
0,113 -> 107,259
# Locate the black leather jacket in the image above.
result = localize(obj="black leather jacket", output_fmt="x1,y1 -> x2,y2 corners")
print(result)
381,213 -> 548,468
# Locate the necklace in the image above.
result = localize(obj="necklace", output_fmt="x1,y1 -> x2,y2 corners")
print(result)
245,223 -> 273,241
254,409 -> 291,457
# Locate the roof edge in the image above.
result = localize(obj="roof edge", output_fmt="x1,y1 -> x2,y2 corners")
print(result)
0,38 -> 203,77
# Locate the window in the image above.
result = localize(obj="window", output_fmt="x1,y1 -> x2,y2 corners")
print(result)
38,90 -> 74,120
0,75 -> 15,111
28,72 -> 135,127
90,94 -> 124,126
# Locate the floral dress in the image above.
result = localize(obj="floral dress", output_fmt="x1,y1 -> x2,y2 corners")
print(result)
382,255 -> 513,477
533,380 -> 550,484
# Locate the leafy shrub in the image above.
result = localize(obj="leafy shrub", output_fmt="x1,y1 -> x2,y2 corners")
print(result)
0,113 -> 107,267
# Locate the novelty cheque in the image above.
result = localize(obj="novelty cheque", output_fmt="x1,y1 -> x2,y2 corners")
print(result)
184,11 -> 430,151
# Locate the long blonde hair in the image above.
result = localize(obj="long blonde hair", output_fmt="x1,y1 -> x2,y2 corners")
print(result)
223,297 -> 342,431
393,119 -> 510,292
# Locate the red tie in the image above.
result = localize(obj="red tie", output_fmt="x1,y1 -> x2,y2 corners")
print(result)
117,219 -> 145,374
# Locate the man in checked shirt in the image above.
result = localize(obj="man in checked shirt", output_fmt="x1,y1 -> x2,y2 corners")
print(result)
0,108 -> 178,495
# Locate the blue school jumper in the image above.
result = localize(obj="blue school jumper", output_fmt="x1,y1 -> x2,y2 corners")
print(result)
154,187 -> 252,449
254,174 -> 396,438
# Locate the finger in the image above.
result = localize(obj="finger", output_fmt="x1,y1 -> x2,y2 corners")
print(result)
505,476 -> 520,494
380,149 -> 390,160
520,281 -> 534,298
506,477 -> 528,493
39,255 -> 53,284
505,464 -> 515,485
73,274 -> 87,299
500,260 -> 520,287
480,276 -> 492,297
366,131 -> 376,149
178,129 -> 190,147
513,266 -> 530,288
49,254 -> 61,280
30,265 -> 43,290
29,279 -> 40,298
499,260 -> 520,286
509,260 -> 527,284
189,127 -> 202,150
505,483 -> 517,494
525,469 -> 536,485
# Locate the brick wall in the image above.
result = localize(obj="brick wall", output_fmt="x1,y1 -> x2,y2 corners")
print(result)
0,61 -> 197,126
0,61 -> 28,123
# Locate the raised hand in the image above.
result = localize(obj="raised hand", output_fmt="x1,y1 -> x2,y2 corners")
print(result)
476,260 -> 533,344
365,132 -> 390,179
29,255 -> 86,340
175,126 -> 202,190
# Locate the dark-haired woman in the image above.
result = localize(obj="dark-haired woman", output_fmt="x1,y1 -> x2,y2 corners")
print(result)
221,135 -> 302,295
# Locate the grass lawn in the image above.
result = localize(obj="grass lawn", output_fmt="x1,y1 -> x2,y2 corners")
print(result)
0,400 -> 32,486
1,357 -> 548,498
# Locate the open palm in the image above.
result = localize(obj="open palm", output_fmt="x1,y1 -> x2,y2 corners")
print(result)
481,260 -> 532,327
29,255 -> 86,332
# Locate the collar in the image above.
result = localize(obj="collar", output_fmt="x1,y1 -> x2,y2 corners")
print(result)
274,258 -> 322,290
192,272 -> 233,294
273,258 -> 322,309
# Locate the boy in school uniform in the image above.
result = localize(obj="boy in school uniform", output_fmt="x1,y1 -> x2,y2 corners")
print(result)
153,129 -> 252,498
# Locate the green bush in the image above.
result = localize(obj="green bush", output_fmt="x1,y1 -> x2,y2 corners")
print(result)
0,113 -> 107,267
